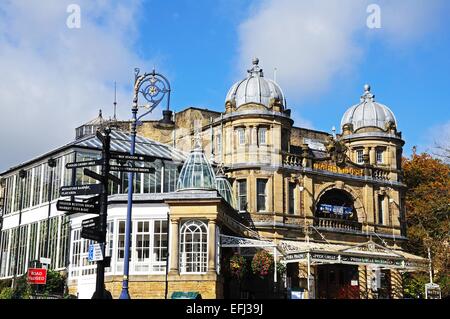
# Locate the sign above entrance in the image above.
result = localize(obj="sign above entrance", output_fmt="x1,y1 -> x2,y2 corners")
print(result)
314,162 -> 364,176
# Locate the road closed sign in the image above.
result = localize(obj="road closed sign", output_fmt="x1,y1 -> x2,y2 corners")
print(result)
27,268 -> 47,285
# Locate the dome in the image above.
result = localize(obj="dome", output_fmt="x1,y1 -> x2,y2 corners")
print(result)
176,137 -> 216,191
341,85 -> 397,132
215,174 -> 237,209
225,58 -> 285,109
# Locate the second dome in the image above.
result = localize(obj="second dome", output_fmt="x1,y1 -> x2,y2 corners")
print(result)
225,58 -> 285,109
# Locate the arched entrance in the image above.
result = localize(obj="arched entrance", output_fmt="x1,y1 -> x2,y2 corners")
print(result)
315,189 -> 357,220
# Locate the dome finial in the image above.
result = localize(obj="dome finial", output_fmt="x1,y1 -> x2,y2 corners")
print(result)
364,84 -> 371,92
252,57 -> 259,65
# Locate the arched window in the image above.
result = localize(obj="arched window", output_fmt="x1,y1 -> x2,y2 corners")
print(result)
179,220 -> 208,273
316,189 -> 356,220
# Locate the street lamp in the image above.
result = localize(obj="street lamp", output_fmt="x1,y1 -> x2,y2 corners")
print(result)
44,158 -> 57,266
119,68 -> 172,299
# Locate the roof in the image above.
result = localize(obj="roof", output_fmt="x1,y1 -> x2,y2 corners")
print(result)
341,84 -> 397,131
75,129 -> 187,162
0,129 -> 187,176
225,58 -> 285,109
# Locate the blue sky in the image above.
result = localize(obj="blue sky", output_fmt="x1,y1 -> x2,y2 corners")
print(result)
0,0 -> 449,170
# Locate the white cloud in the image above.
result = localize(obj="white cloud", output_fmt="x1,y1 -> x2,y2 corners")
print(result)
0,0 -> 160,171
236,0 -> 447,125
420,120 -> 450,160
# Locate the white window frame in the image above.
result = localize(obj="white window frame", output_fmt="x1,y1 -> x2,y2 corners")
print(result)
356,149 -> 364,164
179,220 -> 208,274
258,127 -> 267,145
237,128 -> 245,146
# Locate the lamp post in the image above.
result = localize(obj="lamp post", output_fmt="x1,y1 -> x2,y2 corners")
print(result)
44,158 -> 57,265
119,68 -> 172,299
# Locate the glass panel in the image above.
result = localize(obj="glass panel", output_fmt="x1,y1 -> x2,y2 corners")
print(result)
257,179 -> 267,212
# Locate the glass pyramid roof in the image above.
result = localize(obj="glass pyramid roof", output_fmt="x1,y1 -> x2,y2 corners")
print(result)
216,174 -> 237,209
176,139 -> 216,191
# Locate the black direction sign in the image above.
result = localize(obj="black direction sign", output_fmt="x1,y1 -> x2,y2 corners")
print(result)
84,168 -> 122,185
84,168 -> 103,182
83,195 -> 100,204
82,216 -> 100,229
56,200 -> 99,214
110,165 -> 156,174
60,184 -> 103,196
66,159 -> 102,169
81,228 -> 102,242
110,153 -> 155,162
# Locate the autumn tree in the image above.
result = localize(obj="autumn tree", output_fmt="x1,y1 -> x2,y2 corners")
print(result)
402,153 -> 449,298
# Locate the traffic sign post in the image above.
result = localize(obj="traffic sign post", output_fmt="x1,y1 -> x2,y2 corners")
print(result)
110,165 -> 156,174
56,127 -> 117,299
57,200 -> 99,214
60,184 -> 103,196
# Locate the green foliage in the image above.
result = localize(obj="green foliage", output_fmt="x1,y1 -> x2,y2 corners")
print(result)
402,153 -> 450,298
0,287 -> 13,299
276,262 -> 286,275
230,253 -> 247,279
0,270 -> 67,299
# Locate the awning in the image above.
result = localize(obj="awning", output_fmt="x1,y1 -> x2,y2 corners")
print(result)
279,240 -> 428,271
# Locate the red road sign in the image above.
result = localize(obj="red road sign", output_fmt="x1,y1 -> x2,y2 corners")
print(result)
27,268 -> 47,285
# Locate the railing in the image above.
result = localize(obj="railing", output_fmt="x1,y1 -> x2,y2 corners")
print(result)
372,168 -> 390,180
314,217 -> 362,231
282,153 -> 302,167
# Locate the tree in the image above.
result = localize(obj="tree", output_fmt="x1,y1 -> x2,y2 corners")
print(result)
402,153 -> 450,298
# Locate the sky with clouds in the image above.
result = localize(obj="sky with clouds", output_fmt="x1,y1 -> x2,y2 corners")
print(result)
0,0 -> 449,171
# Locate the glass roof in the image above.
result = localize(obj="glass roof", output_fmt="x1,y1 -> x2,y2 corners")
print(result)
176,147 -> 216,191
216,175 -> 237,209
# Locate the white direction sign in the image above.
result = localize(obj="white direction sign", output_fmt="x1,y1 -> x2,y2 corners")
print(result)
40,257 -> 51,265
88,243 -> 104,262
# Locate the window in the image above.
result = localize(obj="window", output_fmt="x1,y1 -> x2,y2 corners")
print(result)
258,127 -> 267,145
238,128 -> 245,145
57,216 -> 70,269
376,149 -> 384,164
0,230 -> 10,277
288,183 -> 296,214
135,221 -> 151,272
378,195 -> 385,224
356,149 -> 364,164
180,220 -> 208,273
216,133 -> 222,155
116,221 -> 131,273
32,165 -> 42,206
237,180 -> 247,212
257,179 -> 268,212
153,220 -> 168,271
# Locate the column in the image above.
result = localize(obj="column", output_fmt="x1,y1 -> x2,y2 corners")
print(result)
207,219 -> 217,274
169,218 -> 179,274
390,269 -> 403,299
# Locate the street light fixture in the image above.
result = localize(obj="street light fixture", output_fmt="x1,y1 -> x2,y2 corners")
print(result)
44,158 -> 57,266
119,68 -> 172,299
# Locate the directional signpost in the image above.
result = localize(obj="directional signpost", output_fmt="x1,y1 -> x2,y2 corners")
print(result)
110,165 -> 155,174
66,159 -> 103,169
55,128 -> 161,299
60,184 -> 103,197
56,200 -> 99,215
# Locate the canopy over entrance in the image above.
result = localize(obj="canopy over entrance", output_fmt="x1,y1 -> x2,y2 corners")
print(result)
219,235 -> 427,272
279,240 -> 427,271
